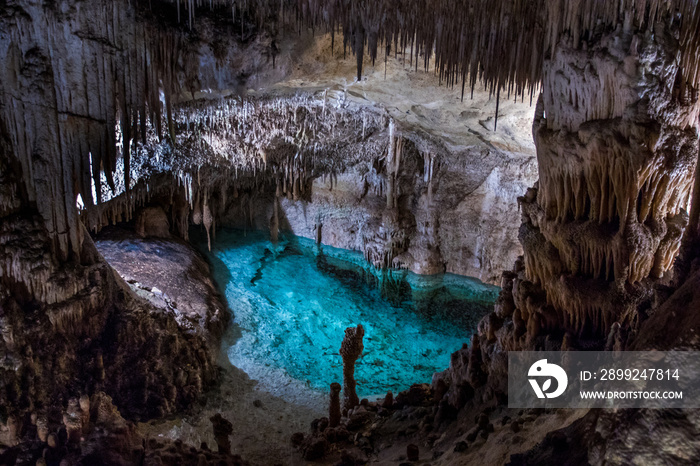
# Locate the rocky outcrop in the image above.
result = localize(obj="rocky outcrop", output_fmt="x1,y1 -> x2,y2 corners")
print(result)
0,215 -> 219,422
0,391 -> 249,465
520,26 -> 699,340
435,21 -> 700,409
94,224 -> 227,353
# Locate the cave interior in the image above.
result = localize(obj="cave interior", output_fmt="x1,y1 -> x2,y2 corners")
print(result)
1,0 -> 700,465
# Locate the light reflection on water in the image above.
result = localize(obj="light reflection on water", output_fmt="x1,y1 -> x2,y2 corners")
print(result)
195,228 -> 498,398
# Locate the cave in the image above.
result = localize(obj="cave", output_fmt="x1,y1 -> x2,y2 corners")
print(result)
1,1 -> 700,465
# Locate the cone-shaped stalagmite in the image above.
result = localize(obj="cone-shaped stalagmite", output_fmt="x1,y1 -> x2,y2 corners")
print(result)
210,413 -> 233,454
329,382 -> 341,427
339,324 -> 364,411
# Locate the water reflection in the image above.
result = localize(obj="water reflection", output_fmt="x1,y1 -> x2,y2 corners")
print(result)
194,228 -> 499,398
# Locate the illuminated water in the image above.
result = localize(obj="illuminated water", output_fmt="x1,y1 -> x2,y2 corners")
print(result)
195,229 -> 498,399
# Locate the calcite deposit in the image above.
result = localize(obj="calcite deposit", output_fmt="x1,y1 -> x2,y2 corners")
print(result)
434,13 -> 700,424
339,324 -> 365,412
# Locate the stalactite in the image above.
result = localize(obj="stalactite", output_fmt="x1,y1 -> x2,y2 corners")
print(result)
203,195 -> 213,251
135,0 -> 700,113
270,196 -> 279,243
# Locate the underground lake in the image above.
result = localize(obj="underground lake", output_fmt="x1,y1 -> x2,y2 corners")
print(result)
193,228 -> 500,400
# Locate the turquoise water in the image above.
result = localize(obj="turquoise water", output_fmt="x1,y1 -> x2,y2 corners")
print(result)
195,229 -> 499,398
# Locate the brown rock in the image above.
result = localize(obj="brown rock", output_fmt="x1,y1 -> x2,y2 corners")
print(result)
339,324 -> 364,411
210,413 -> 233,454
135,206 -> 171,238
329,382 -> 342,428
407,443 -> 419,461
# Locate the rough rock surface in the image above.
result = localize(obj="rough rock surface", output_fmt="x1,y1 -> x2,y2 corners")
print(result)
0,216 -> 219,422
275,149 -> 534,283
0,391 -> 249,465
135,206 -> 172,238
433,21 -> 700,418
95,224 -> 227,352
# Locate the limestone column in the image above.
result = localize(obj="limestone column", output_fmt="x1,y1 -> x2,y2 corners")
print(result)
513,25 -> 700,341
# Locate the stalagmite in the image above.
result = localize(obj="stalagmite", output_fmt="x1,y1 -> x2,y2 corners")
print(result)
79,395 -> 91,435
210,413 -> 234,454
31,415 -> 48,444
329,382 -> 341,428
63,402 -> 83,444
339,324 -> 364,412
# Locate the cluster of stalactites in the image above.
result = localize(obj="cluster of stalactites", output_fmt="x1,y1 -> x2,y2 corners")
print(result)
171,93 -> 386,189
81,93 -> 387,247
151,0 -> 700,107
0,0 -> 186,264
527,153 -> 694,286
537,143 -> 694,229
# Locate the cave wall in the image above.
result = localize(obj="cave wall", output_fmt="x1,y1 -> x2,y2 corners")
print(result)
0,0 -> 249,426
217,143 -> 535,284
435,22 -> 700,409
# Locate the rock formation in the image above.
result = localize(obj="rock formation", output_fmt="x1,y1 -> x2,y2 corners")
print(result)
435,6 -> 700,414
0,391 -> 249,465
339,324 -> 365,412
210,413 -> 234,454
329,383 -> 342,428
136,206 -> 172,238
